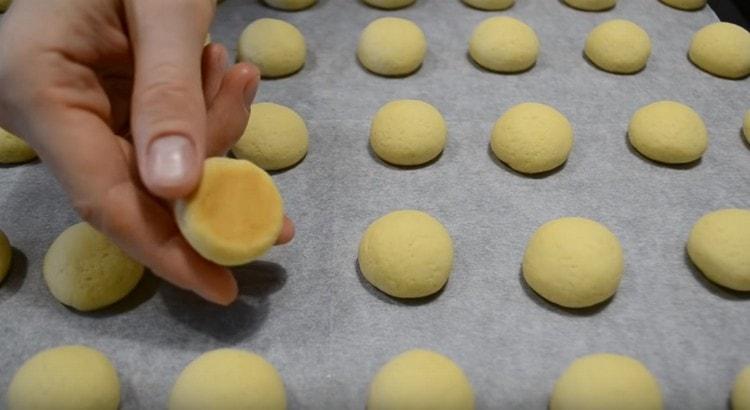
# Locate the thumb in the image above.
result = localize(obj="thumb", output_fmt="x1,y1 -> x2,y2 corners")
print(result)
125,0 -> 214,199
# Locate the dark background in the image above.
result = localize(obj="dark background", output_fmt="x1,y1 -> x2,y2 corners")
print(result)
710,0 -> 749,27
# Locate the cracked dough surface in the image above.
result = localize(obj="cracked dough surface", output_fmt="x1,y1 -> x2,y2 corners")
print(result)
370,99 -> 447,166
628,100 -> 708,164
585,19 -> 651,74
687,209 -> 750,291
238,18 -> 306,78
689,22 -> 750,79
358,17 -> 426,76
469,16 -> 539,73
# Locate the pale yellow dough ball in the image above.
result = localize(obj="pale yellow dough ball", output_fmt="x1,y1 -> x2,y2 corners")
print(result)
585,19 -> 652,74
368,349 -> 475,410
490,103 -> 574,174
628,101 -> 708,164
563,0 -> 616,11
362,0 -> 415,9
523,217 -> 623,308
0,127 -> 36,164
469,17 -> 539,73
7,345 -> 120,410
175,157 -> 284,266
744,110 -> 750,144
169,349 -> 286,410
659,0 -> 706,10
462,0 -> 514,11
733,366 -> 750,410
0,0 -> 11,12
0,229 -> 10,283
238,18 -> 306,78
689,22 -> 750,79
551,353 -> 663,410
43,222 -> 144,311
370,99 -> 447,166
359,210 -> 453,298
264,0 -> 316,10
358,17 -> 426,76
687,209 -> 750,291
233,103 -> 309,171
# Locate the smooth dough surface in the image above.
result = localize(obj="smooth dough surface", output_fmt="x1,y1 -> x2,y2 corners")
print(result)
585,19 -> 651,74
689,22 -> 750,79
370,99 -> 447,166
744,110 -> 750,144
0,229 -> 10,283
367,349 -> 475,410
490,102 -> 573,174
264,0 -> 315,10
238,18 -> 306,78
358,17 -> 426,76
0,127 -> 36,164
523,217 -> 623,308
551,353 -> 663,410
7,345 -> 120,410
659,0 -> 705,10
462,0 -> 514,10
563,0 -> 616,10
628,101 -> 708,164
358,210 -> 453,298
733,366 -> 750,410
169,349 -> 286,410
687,209 -> 750,291
175,157 -> 284,266
233,102 -> 309,170
362,0 -> 415,9
43,222 -> 144,311
469,17 -> 539,73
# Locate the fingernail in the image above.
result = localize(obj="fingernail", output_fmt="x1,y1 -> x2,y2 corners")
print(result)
147,135 -> 194,189
194,280 -> 238,306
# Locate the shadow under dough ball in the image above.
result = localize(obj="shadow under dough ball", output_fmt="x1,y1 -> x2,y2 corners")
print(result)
362,0 -> 416,9
563,0 -> 616,11
490,102 -> 574,174
237,18 -> 306,78
585,19 -> 651,74
367,349 -> 475,410
462,0 -> 514,11
628,100 -> 708,164
689,22 -> 750,79
43,222 -> 144,311
263,0 -> 316,10
169,349 -> 286,410
0,229 -> 10,283
744,110 -> 750,144
659,0 -> 706,10
7,345 -> 121,410
687,209 -> 750,291
469,16 -> 539,73
550,353 -> 663,410
357,17 -> 426,76
522,217 -> 624,308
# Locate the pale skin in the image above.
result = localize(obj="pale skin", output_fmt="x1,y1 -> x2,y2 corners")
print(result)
0,0 -> 295,305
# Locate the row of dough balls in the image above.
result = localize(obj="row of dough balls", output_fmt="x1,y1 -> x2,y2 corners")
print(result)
5,344 -> 750,409
236,16 -> 750,79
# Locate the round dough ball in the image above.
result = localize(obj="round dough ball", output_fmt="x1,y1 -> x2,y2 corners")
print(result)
169,349 -> 286,410
733,366 -> 750,410
689,22 -> 750,79
0,0 -> 11,12
0,127 -> 36,164
43,222 -> 144,311
585,19 -> 652,74
563,0 -> 616,11
362,0 -> 415,9
490,103 -> 574,174
523,217 -> 624,308
367,349 -> 475,410
7,345 -> 120,410
551,353 -> 663,410
175,157 -> 284,266
264,0 -> 316,10
0,229 -> 11,283
238,18 -> 306,78
462,0 -> 514,11
358,210 -> 453,298
744,110 -> 750,144
659,0 -> 705,10
687,209 -> 750,291
469,17 -> 539,73
233,103 -> 309,171
628,101 -> 708,164
370,99 -> 447,166
357,17 -> 427,77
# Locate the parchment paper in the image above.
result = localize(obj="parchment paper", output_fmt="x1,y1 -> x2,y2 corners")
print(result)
1,0 -> 749,408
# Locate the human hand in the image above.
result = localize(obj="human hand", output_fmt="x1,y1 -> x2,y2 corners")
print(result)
0,0 -> 294,305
